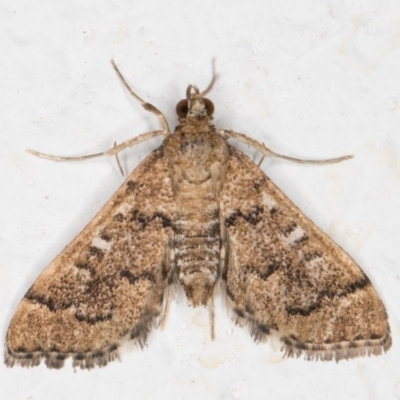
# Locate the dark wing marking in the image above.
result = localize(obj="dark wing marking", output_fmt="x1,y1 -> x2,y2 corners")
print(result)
220,145 -> 391,361
5,146 -> 176,369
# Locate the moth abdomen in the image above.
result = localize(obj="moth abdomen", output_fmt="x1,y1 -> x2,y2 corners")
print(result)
174,201 -> 220,306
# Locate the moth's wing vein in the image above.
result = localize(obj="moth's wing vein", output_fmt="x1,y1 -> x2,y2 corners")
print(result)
5,146 -> 176,369
221,145 -> 391,360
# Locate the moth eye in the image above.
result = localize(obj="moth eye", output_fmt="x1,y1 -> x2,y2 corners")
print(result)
176,100 -> 189,117
203,98 -> 214,116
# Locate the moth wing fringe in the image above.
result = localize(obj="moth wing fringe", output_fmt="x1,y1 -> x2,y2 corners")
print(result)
281,326 -> 392,362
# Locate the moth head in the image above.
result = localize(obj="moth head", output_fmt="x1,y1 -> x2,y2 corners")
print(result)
175,86 -> 215,123
175,61 -> 218,124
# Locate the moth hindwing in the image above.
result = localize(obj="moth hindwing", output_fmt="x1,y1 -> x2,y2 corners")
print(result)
5,63 -> 391,369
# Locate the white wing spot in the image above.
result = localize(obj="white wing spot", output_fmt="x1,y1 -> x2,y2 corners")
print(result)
92,237 -> 112,251
282,226 -> 305,246
117,203 -> 131,215
262,193 -> 276,210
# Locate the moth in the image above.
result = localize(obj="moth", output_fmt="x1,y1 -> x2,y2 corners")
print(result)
5,61 -> 391,369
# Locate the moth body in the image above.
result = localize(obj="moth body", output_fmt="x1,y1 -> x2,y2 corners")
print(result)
161,85 -> 227,305
165,125 -> 228,305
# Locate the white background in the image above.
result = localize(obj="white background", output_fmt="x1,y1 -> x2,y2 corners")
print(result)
1,1 -> 399,399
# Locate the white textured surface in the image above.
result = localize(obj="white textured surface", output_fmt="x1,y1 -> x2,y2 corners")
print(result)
1,1 -> 399,399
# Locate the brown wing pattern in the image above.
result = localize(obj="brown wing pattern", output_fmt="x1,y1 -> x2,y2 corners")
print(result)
5,146 -> 176,369
220,146 -> 391,361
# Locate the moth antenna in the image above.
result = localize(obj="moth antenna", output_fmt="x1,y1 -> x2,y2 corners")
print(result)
199,58 -> 218,98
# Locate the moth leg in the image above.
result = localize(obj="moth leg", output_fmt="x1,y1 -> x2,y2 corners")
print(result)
160,234 -> 175,330
209,292 -> 215,340
27,129 -> 166,162
218,129 -> 353,165
111,60 -> 171,134
160,293 -> 171,330
113,141 -> 124,176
